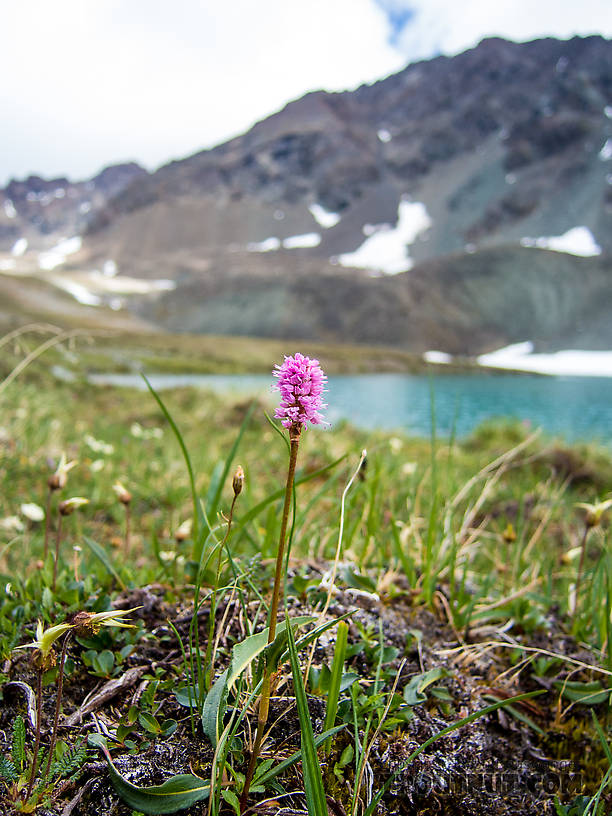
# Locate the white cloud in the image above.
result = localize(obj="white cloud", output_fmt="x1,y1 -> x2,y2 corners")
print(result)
0,0 -> 403,184
1,1 -> 611,185
390,0 -> 612,61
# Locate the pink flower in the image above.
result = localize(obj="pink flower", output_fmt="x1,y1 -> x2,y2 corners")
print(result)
273,353 -> 327,430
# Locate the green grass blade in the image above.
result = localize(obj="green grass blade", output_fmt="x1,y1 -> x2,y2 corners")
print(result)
83,536 -> 126,590
206,401 -> 255,520
142,374 -> 208,555
363,690 -> 544,816
323,621 -> 348,754
285,613 -> 329,816
236,455 -> 346,531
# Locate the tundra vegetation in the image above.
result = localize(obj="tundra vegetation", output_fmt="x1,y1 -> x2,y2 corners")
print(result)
0,326 -> 611,816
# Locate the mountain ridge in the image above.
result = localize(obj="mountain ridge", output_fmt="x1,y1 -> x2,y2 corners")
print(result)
1,34 -> 611,355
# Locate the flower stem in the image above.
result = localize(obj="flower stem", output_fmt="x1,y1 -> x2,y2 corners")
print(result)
43,632 -> 71,780
204,493 -> 238,691
43,489 -> 52,561
52,513 -> 63,591
23,669 -> 43,804
240,430 -> 300,812
574,523 -> 590,614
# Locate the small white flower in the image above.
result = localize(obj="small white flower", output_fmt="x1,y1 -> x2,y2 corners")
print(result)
90,459 -> 105,472
20,503 -> 45,522
84,434 -> 114,455
0,515 -> 24,533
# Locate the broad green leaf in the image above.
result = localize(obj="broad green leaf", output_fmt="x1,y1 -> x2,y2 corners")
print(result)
228,616 -> 315,689
553,680 -> 611,706
403,667 -> 450,706
89,734 -> 209,814
202,616 -> 315,748
201,668 -> 228,747
221,788 -> 241,816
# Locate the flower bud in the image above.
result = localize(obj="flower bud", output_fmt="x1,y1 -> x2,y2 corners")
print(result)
113,482 -> 132,505
175,518 -> 192,542
58,497 -> 89,516
233,466 -> 245,497
48,453 -> 76,491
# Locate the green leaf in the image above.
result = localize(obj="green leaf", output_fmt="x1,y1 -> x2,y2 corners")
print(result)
205,402 -> 255,521
95,649 -> 115,677
138,712 -> 162,734
221,789 -> 241,816
553,680 -> 611,706
403,667 -> 450,706
286,612 -> 329,816
11,715 -> 25,769
201,668 -> 229,748
142,375 -> 208,557
323,621 -> 348,753
89,735 -> 209,814
201,616 -> 316,748
83,537 -> 126,590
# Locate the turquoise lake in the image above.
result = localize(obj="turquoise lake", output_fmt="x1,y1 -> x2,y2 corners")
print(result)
88,372 -> 612,443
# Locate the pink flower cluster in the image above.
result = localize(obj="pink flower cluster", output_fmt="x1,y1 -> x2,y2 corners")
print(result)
273,353 -> 327,430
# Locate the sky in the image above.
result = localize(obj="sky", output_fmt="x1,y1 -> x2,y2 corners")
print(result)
1,0 -> 611,186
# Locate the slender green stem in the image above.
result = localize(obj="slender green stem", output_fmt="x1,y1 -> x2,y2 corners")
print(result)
44,633 -> 71,779
43,489 -> 53,561
574,522 -> 590,611
240,429 -> 300,812
52,513 -> 63,591
204,493 -> 238,690
124,504 -> 131,558
268,433 -> 300,642
23,669 -> 43,803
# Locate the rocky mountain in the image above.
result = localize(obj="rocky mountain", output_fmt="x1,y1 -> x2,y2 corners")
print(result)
1,35 -> 611,354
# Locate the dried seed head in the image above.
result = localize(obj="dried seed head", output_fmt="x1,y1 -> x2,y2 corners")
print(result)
233,466 -> 245,496
113,482 -> 132,505
58,497 -> 89,516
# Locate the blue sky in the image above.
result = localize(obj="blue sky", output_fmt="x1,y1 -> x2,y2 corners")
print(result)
1,0 -> 611,185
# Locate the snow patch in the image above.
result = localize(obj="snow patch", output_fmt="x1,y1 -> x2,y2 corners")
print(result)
52,278 -> 102,306
11,238 -> 27,256
38,236 -> 82,270
338,199 -> 432,275
283,232 -> 321,249
478,342 -> 612,377
103,259 -> 118,277
377,128 -> 392,143
520,226 -> 601,257
309,203 -> 340,229
3,199 -> 16,219
599,139 -> 612,160
423,350 -> 452,365
247,237 -> 280,252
